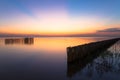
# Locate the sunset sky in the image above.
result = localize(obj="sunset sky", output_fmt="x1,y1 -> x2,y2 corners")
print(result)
0,0 -> 120,36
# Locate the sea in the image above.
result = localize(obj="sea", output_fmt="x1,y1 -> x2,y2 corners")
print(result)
0,37 -> 119,80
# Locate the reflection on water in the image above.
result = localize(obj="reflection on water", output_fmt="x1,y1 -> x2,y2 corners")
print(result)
0,37 -> 119,80
67,40 -> 120,80
5,38 -> 34,45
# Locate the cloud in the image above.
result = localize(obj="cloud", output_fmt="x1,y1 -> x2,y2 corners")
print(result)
97,28 -> 120,32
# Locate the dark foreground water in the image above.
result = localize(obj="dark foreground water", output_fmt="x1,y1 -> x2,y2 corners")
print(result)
0,37 -> 119,80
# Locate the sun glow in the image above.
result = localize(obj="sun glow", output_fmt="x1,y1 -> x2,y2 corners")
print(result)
0,0 -> 120,36
0,8 -> 108,36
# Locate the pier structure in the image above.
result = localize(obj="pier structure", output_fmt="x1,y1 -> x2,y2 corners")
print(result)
67,38 -> 120,77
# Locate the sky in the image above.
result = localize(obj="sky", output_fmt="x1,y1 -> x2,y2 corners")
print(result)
0,0 -> 120,36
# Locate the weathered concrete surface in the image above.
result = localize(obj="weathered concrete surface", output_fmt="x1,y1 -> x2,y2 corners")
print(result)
67,38 -> 120,77
67,38 -> 120,63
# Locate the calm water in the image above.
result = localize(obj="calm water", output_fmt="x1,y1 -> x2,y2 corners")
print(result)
0,37 -> 119,80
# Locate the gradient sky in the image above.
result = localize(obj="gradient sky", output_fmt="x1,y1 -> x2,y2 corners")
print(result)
0,0 -> 120,36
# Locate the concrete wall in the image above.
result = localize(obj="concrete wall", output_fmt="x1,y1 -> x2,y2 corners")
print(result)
67,38 -> 120,63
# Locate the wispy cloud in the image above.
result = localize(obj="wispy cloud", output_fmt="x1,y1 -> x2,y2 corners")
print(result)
97,28 -> 120,32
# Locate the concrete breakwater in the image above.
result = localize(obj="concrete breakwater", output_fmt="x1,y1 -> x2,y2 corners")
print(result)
67,38 -> 120,63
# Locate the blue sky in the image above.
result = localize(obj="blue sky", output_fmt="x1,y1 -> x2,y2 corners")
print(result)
0,0 -> 120,36
0,0 -> 120,19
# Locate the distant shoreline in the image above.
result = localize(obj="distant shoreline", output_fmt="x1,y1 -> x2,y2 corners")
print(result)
0,36 -> 119,38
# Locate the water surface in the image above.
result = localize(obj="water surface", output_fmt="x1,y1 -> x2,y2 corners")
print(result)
0,37 -> 119,80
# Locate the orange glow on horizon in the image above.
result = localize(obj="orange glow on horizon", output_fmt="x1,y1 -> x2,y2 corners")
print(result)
0,27 -> 96,36
0,23 -> 119,36
0,8 -> 114,36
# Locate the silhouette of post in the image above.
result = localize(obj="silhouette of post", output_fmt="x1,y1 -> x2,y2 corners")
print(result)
24,38 -> 34,44
5,38 -> 34,45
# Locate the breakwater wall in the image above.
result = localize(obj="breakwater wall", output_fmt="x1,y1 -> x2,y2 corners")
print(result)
67,38 -> 120,63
